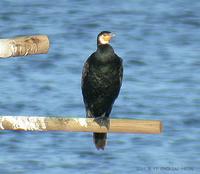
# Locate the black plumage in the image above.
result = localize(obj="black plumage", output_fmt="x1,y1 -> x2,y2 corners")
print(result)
81,31 -> 123,150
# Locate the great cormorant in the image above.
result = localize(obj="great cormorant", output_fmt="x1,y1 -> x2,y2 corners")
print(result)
81,31 -> 123,150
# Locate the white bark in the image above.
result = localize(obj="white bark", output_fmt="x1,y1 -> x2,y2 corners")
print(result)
0,35 -> 49,58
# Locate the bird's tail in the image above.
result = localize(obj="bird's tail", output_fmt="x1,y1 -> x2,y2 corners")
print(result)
93,133 -> 107,150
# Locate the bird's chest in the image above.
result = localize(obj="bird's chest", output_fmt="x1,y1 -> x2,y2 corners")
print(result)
89,63 -> 118,89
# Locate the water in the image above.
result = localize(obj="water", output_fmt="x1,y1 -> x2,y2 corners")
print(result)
0,0 -> 200,173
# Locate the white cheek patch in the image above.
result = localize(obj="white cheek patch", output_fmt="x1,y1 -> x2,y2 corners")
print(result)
99,35 -> 109,44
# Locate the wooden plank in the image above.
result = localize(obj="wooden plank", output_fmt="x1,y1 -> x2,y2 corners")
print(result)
0,116 -> 163,134
0,35 -> 49,58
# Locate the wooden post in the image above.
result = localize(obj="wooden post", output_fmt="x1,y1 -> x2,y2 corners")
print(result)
0,116 -> 163,134
0,35 -> 50,58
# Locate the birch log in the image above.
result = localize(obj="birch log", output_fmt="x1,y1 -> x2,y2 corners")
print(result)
0,116 -> 163,134
0,35 -> 49,58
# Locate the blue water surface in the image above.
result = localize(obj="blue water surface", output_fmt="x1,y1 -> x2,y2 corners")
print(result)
0,0 -> 200,174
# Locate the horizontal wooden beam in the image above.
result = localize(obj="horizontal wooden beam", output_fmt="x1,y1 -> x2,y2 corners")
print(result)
0,116 -> 162,134
0,35 -> 49,58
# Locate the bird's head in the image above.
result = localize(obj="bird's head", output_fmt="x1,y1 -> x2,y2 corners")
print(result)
97,31 -> 115,46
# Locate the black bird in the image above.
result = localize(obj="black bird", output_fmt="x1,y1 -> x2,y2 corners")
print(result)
81,31 -> 123,150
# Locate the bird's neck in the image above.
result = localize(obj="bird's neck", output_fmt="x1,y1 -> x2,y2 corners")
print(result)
97,43 -> 113,50
96,44 -> 115,62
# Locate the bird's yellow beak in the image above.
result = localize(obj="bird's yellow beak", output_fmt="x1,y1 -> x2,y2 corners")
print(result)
103,33 -> 115,43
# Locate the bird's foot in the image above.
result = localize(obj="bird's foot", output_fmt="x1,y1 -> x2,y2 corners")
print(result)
94,116 -> 110,129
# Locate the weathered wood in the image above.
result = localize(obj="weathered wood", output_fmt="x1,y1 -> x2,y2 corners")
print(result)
0,116 -> 162,134
0,35 -> 49,58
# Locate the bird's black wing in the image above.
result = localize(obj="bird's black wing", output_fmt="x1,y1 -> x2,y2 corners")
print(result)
81,54 -> 94,118
115,54 -> 123,90
81,59 -> 89,89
